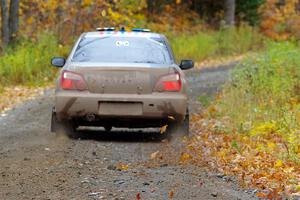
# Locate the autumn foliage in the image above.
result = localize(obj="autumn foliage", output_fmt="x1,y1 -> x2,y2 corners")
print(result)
19,0 -> 146,43
188,115 -> 300,198
187,42 -> 300,198
1,0 -> 300,43
260,0 -> 300,40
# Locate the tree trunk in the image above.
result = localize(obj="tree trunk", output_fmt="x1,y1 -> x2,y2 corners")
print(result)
147,0 -> 155,14
1,0 -> 10,47
72,0 -> 82,35
224,0 -> 235,26
147,0 -> 165,15
9,0 -> 19,42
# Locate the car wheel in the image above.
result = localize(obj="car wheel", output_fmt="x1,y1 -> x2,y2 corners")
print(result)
51,110 -> 78,139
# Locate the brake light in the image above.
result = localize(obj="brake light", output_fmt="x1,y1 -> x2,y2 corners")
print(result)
60,70 -> 88,91
155,73 -> 182,92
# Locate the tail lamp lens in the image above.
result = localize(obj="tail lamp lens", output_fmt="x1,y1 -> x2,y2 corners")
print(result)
61,70 -> 87,91
155,73 -> 182,92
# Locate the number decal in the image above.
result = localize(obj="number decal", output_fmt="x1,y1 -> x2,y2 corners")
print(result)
116,41 -> 129,46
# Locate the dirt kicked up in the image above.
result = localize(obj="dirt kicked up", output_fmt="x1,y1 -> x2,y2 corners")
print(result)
0,64 -> 258,200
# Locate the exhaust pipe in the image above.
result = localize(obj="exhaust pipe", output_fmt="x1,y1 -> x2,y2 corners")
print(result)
86,113 -> 96,122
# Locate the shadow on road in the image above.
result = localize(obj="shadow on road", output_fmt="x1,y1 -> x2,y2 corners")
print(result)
70,127 -> 167,143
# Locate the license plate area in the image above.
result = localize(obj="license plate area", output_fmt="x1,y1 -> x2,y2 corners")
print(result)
98,102 -> 143,116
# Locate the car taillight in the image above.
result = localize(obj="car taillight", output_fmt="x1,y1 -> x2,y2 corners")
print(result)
155,73 -> 182,92
60,70 -> 88,91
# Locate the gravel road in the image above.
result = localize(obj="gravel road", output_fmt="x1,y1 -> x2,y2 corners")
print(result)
0,64 -> 257,200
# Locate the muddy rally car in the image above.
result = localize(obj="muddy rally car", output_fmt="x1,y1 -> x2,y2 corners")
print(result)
50,27 -> 194,137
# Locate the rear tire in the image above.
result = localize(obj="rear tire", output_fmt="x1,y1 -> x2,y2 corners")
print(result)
51,110 -> 78,139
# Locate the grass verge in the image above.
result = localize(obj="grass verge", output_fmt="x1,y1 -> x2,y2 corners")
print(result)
168,25 -> 265,62
187,42 -> 300,198
0,33 -> 69,88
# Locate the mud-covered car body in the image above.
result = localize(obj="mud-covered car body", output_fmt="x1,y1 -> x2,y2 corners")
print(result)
51,28 -> 193,133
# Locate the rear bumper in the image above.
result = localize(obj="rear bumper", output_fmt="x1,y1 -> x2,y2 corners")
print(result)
55,91 -> 187,123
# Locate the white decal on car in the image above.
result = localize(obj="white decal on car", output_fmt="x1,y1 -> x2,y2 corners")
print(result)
116,41 -> 129,46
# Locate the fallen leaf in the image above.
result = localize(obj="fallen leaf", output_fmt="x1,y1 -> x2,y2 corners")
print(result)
169,190 -> 174,198
256,192 -> 267,198
168,116 -> 175,120
136,192 -> 141,200
160,125 -> 168,134
275,160 -> 283,168
150,151 -> 160,159
117,164 -> 129,171
179,152 -> 192,163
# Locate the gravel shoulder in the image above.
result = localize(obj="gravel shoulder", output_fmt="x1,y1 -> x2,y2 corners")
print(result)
0,64 -> 257,200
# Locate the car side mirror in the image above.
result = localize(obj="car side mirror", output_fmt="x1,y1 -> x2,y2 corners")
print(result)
179,60 -> 194,70
51,57 -> 66,68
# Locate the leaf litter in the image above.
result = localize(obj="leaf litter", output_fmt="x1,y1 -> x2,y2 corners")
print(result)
184,113 -> 300,199
0,85 -> 52,114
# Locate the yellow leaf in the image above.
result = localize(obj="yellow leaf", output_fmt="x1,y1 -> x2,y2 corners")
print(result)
267,142 -> 276,149
168,116 -> 175,120
82,0 -> 93,7
117,164 -> 129,171
180,153 -> 192,163
150,151 -> 160,159
101,10 -> 106,17
283,167 -> 294,173
160,125 -> 168,134
26,17 -> 33,25
275,160 -> 283,168
256,192 -> 267,198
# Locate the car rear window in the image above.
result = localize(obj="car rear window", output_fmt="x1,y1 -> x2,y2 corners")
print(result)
72,36 -> 173,64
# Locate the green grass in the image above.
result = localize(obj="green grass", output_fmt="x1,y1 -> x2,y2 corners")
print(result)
0,33 -> 69,87
197,95 -> 212,107
214,41 -> 300,161
168,25 -> 265,62
169,31 -> 217,61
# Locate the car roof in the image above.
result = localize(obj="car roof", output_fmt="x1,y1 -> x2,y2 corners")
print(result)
83,31 -> 164,39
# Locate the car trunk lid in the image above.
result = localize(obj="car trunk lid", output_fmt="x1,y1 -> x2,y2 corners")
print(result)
74,63 -> 170,94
